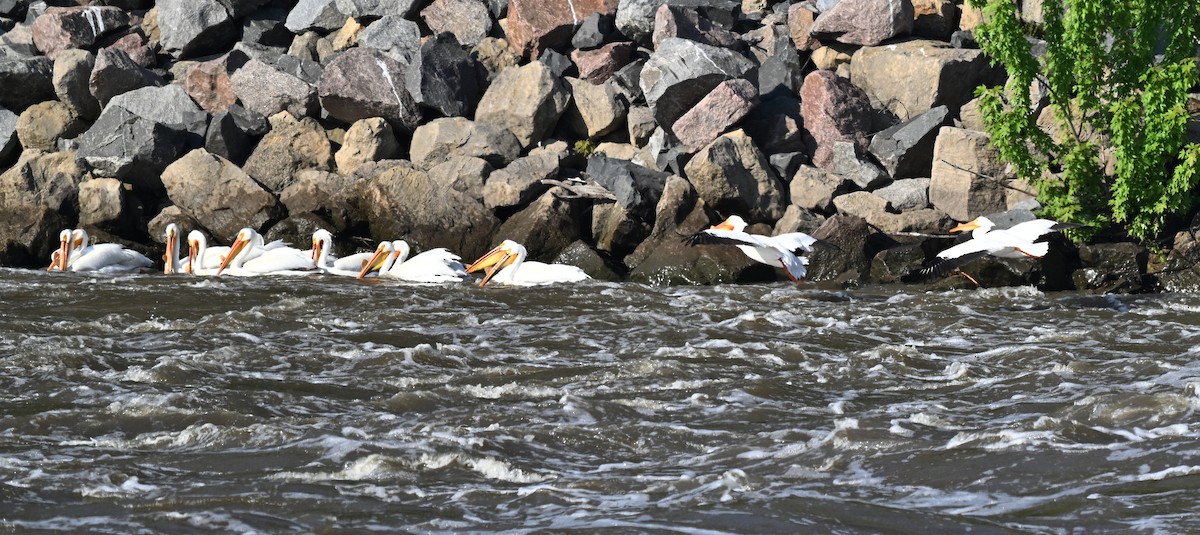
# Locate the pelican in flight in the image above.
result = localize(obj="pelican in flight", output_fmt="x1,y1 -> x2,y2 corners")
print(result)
311,229 -> 376,277
465,240 -> 590,286
216,228 -> 316,276
684,215 -> 824,282
915,216 -> 1079,284
355,240 -> 468,282
58,228 -> 153,273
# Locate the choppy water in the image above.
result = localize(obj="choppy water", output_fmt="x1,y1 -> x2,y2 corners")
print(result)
1,268 -> 1199,533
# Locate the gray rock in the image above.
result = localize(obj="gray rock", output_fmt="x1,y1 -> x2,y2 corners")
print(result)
586,155 -> 669,220
0,150 -> 88,267
0,106 -> 17,164
274,54 -> 323,86
572,12 -> 613,49
317,47 -> 420,130
683,129 -> 786,223
279,169 -> 359,232
427,156 -> 493,200
30,6 -> 129,59
929,126 -> 1011,221
409,117 -> 522,169
231,58 -> 318,118
0,54 -> 54,111
405,32 -> 482,118
357,15 -> 421,65
768,151 -> 808,182
204,104 -> 267,165
421,0 -> 492,47
335,0 -> 421,18
494,188 -> 584,262
833,190 -> 892,223
240,7 -> 291,44
610,58 -> 645,103
591,202 -> 651,259
161,148 -> 282,239
828,142 -> 889,189
108,84 -> 208,138
741,95 -> 805,155
774,204 -> 827,235
639,37 -> 754,129
806,214 -> 874,283
89,47 -> 165,108
555,240 -> 623,281
627,105 -> 656,146
809,0 -> 913,46
157,0 -> 238,58
52,48 -> 99,120
482,152 -> 560,211
1072,242 -> 1148,293
868,105 -> 950,178
757,31 -> 804,99
76,85 -> 206,187
284,0 -> 347,33
790,164 -> 848,212
873,177 -> 930,212
563,77 -> 629,139
615,0 -> 739,47
475,61 -> 570,148
538,49 -> 574,78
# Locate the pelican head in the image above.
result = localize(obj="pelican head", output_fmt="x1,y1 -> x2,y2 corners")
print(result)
163,223 -> 180,274
356,241 -> 394,279
712,215 -> 748,233
186,230 -> 207,275
949,216 -> 996,235
390,240 -> 410,264
50,228 -> 72,270
467,240 -> 526,287
216,228 -> 257,276
72,228 -> 89,251
311,229 -> 334,263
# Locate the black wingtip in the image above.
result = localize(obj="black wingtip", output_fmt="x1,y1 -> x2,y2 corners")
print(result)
1051,222 -> 1086,231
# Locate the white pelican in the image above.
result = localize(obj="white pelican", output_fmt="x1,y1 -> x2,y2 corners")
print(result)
917,216 -> 1079,284
48,229 -> 72,270
185,230 -> 232,275
683,215 -> 823,282
465,240 -> 590,287
63,228 -> 153,273
215,228 -> 316,276
163,224 -> 187,274
356,240 -> 468,282
311,229 -> 376,277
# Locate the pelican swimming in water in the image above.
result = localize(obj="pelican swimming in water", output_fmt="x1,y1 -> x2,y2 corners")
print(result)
60,228 -> 153,273
356,240 -> 468,282
311,229 -> 376,277
163,224 -> 188,274
465,240 -> 590,286
684,215 -> 825,282
184,230 -> 232,276
216,228 -> 316,276
914,216 -> 1079,285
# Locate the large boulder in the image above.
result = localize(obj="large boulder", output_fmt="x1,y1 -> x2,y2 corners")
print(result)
912,0 -> 960,40
790,164 -> 848,213
494,188 -> 585,262
585,155 -> 669,221
639,38 -> 754,130
868,105 -> 950,178
805,214 -> 876,283
89,48 -> 165,108
52,48 -> 100,121
285,0 -> 348,33
409,117 -> 522,169
31,6 -> 129,59
242,116 -> 334,192
0,150 -> 88,267
563,77 -> 629,139
800,70 -> 873,169
353,162 -> 500,259
78,177 -> 139,233
161,149 -> 282,239
335,0 -> 422,18
280,169 -> 360,232
787,2 -> 820,51
421,0 -> 493,47
651,4 -> 738,49
741,95 -> 805,156
615,0 -> 739,47
683,130 -> 786,224
230,58 -> 318,119
482,152 -> 560,211
475,61 -> 571,148
827,142 -> 889,190
356,15 -> 421,64
874,177 -> 931,212
157,0 -> 238,58
0,54 -> 55,111
809,0 -> 914,46
591,202 -> 651,259
850,39 -> 1002,121
427,156 -> 494,201
671,78 -> 756,153
929,126 -> 1011,221
404,32 -> 483,118
505,0 -> 618,58
335,117 -> 399,175
183,58 -> 237,114
317,47 -> 420,130
15,100 -> 82,150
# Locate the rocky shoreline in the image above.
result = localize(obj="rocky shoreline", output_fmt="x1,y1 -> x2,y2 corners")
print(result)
1,0 -> 1198,291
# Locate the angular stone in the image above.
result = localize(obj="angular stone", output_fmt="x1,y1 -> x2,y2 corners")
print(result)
958,97 -> 986,132
615,0 -> 740,48
162,149 -> 282,239
205,104 -> 268,165
1072,242 -> 1148,293
16,100 -> 82,151
410,117 -> 522,170
335,117 -> 399,175
358,15 -> 421,64
495,188 -> 584,261
243,116 -> 334,192
483,152 -> 560,211
556,240 -> 622,281
874,177 -> 930,212
0,107 -> 17,164
790,164 -> 849,213
640,38 -> 754,129
564,77 -> 629,139
850,39 -> 1002,121
811,44 -> 853,71
672,78 -> 756,153
800,70 -> 873,169
828,142 -> 889,189
353,162 -> 500,260
428,156 -> 493,201
421,0 -> 492,47
475,61 -> 571,148
868,104 -> 950,179
774,204 -> 827,235
318,47 -> 420,130
52,49 -> 99,120
0,150 -> 89,267
684,129 -> 785,224
787,2 -> 820,51
585,155 -> 669,220
912,0 -> 959,40
806,214 -> 874,282
31,6 -> 129,59
158,0 -> 238,58
769,151 -> 808,181
833,190 -> 891,222
743,15 -> 790,64
405,32 -> 483,118
591,202 -> 650,258
241,7 -> 292,46
280,169 -> 359,231
741,95 -> 805,155
572,12 -> 613,49
335,0 -> 422,18
230,58 -> 318,119
285,0 -> 348,33
0,55 -> 54,111
472,37 -> 520,83
89,47 -> 165,108
929,126 -> 1011,221
105,32 -> 156,68
329,16 -> 364,51
870,242 -> 926,283
76,85 -> 206,187
571,41 -> 634,84
505,0 -> 618,58
183,58 -> 236,114
78,177 -> 137,230
757,30 -> 805,99
651,4 -> 737,49
809,0 -> 913,46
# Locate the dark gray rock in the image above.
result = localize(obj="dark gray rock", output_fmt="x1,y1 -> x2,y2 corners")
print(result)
741,95 -> 805,155
30,6 -> 129,59
757,34 -> 804,99
495,188 -> 584,262
356,14 -> 421,65
639,38 -> 754,129
868,105 -> 950,179
0,106 -> 18,164
586,155 -> 669,221
205,104 -> 268,165
285,0 -> 346,33
318,47 -> 420,130
52,48 -> 99,120
828,142 -> 889,189
420,0 -> 492,47
572,12 -> 613,49
0,54 -> 54,111
1073,242 -> 1149,293
241,8 -> 293,47
158,0 -> 238,58
405,32 -> 482,118
806,214 -> 875,284
951,30 -> 977,49
555,240 -> 623,281
274,54 -> 323,86
89,47 -> 165,108
538,48 -> 575,78
75,107 -> 194,188
610,58 -> 645,103
768,152 -> 808,181
651,4 -> 739,49
615,0 -> 739,47
870,242 -> 927,284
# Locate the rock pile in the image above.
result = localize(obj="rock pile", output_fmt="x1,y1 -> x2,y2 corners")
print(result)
0,0 -> 1182,290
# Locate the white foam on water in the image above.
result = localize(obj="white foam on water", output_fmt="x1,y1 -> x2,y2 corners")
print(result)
78,476 -> 159,498
459,382 -> 560,399
1125,465 -> 1200,482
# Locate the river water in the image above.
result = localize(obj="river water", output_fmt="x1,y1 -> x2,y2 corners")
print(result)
1,268 -> 1198,533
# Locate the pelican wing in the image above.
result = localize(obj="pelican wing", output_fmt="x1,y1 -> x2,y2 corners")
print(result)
331,251 -> 375,272
903,250 -> 992,282
71,244 -> 152,272
240,247 -> 317,274
389,248 -> 468,283
770,232 -> 820,254
684,228 -> 774,249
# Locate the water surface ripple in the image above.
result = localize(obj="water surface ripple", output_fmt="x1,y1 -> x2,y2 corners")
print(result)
2,269 -> 1198,533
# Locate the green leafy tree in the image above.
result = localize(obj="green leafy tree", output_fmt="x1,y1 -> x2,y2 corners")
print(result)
969,0 -> 1200,241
